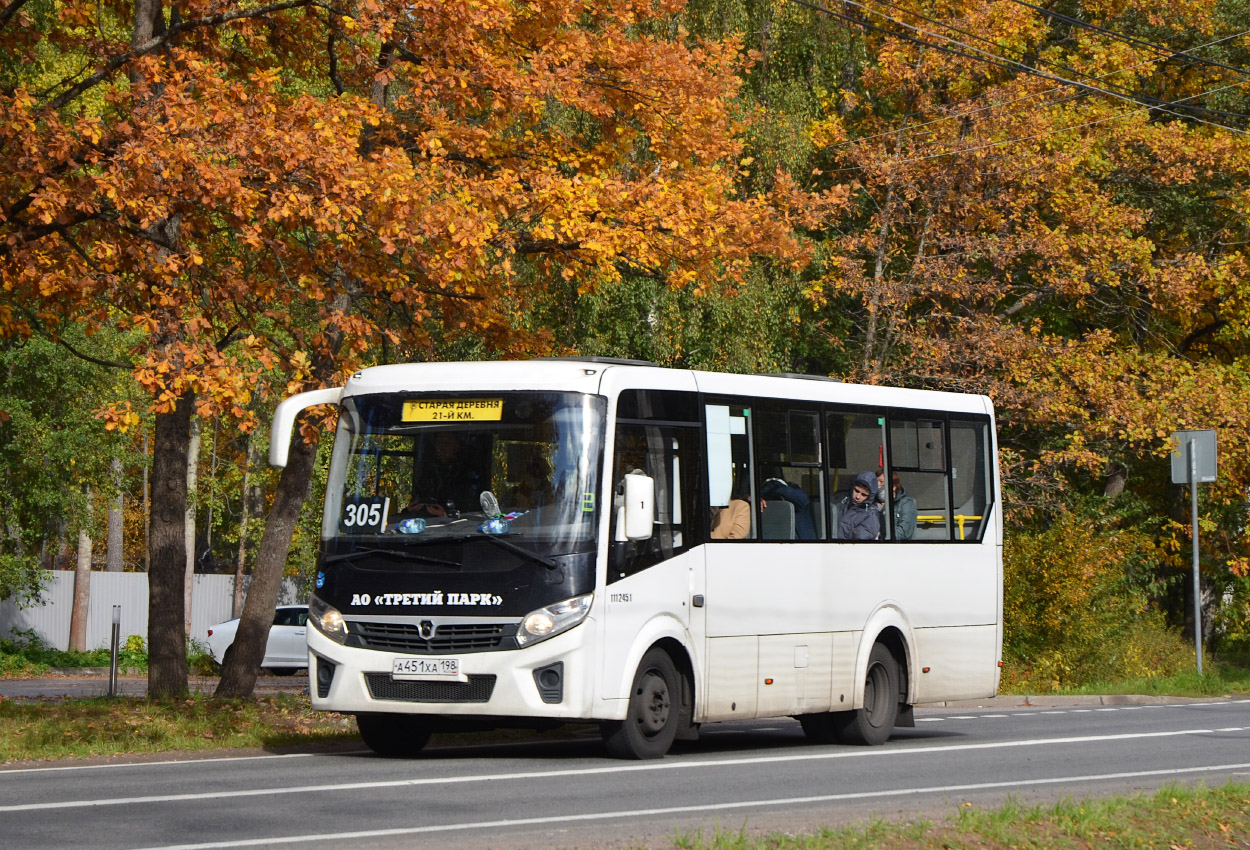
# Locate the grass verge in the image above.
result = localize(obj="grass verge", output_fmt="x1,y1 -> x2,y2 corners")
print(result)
0,693 -> 358,763
1000,665 -> 1250,698
670,782 -> 1250,849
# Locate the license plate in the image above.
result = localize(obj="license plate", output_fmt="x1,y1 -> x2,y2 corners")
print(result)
391,656 -> 464,681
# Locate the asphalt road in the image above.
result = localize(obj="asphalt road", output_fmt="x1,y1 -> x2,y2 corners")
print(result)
2,697 -> 1248,850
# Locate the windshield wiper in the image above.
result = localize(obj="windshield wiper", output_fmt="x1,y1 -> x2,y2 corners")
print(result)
322,547 -> 462,568
453,534 -> 560,569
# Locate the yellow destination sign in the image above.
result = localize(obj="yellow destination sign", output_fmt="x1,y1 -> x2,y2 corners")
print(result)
403,399 -> 504,422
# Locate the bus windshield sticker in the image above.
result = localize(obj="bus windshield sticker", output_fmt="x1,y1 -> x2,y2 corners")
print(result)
402,398 -> 503,422
340,497 -> 390,534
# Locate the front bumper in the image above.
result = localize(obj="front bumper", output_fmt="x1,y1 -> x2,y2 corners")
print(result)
306,618 -> 597,719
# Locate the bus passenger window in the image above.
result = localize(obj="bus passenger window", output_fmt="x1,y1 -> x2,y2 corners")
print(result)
889,417 -> 950,540
706,403 -> 753,541
949,419 -> 993,541
755,404 -> 822,540
827,411 -> 886,541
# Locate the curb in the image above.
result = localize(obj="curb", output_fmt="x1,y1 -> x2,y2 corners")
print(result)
917,694 -> 1236,708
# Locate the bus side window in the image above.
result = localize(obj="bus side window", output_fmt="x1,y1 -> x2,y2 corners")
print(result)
949,418 -> 993,542
826,410 -> 887,541
755,405 -> 823,540
705,403 -> 753,540
889,417 -> 951,540
608,423 -> 695,582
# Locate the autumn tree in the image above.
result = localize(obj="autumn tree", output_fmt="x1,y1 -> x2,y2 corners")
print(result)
1,0 -> 801,696
790,0 -> 1250,644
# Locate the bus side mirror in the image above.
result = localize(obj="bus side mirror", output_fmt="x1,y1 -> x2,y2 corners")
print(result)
269,387 -> 343,467
622,473 -> 655,541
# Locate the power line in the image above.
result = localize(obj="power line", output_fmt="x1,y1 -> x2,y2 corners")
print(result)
894,77 -> 1250,165
829,28 -> 1250,153
1003,0 -> 1250,81
788,0 -> 1250,132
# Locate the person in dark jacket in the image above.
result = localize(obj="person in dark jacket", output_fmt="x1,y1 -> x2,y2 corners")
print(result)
760,472 -> 817,540
835,470 -> 880,540
890,472 -> 918,540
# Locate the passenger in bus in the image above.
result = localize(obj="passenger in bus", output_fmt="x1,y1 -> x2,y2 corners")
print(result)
710,485 -> 752,540
890,472 -> 917,540
760,471 -> 816,540
834,471 -> 880,540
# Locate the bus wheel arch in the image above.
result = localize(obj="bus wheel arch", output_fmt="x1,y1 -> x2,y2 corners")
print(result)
601,640 -> 694,759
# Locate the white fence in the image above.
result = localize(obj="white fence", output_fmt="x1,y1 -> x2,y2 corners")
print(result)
0,571 -> 303,652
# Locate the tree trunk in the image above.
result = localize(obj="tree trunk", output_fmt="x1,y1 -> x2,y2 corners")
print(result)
233,431 -> 254,618
1103,462 -> 1128,499
68,491 -> 93,653
216,420 -> 319,698
143,431 -> 151,572
107,457 -> 124,572
148,391 -> 194,698
184,415 -> 200,636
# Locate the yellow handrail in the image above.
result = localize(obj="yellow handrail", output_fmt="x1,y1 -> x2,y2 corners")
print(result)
914,514 -> 983,541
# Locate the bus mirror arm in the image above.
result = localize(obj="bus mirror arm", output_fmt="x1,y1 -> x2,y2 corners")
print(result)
269,387 -> 344,468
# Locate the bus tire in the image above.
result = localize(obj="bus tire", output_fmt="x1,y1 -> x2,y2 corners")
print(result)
797,712 -> 840,744
601,648 -> 681,759
835,642 -> 899,746
356,713 -> 433,758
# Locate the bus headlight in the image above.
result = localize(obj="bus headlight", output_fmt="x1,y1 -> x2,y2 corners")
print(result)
517,593 -> 593,647
309,595 -> 349,644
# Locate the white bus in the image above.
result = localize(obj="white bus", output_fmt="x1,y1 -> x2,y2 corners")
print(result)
270,358 -> 1002,759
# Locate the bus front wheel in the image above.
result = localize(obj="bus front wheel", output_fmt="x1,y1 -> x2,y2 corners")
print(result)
356,713 -> 432,758
602,648 -> 681,759
835,642 -> 900,746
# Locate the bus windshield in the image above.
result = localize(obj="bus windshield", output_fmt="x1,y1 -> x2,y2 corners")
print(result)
322,391 -> 606,556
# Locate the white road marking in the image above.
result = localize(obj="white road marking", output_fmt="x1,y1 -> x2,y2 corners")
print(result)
129,760 -> 1250,850
0,752 -> 330,776
2,726 -> 1246,814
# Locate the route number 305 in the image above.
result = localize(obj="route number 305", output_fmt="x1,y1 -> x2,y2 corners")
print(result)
340,497 -> 390,533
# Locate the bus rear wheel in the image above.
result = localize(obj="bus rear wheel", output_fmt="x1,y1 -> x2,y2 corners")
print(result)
602,648 -> 681,759
356,713 -> 432,758
834,642 -> 900,746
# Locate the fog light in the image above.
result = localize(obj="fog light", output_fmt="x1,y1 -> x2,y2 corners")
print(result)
533,662 -> 564,704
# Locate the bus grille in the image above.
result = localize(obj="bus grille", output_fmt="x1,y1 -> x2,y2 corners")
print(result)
348,621 -> 510,653
365,673 -> 496,703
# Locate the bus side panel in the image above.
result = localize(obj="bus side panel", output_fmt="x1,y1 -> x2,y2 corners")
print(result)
911,624 -> 999,703
704,636 -> 758,721
757,633 -> 833,717
597,549 -> 699,710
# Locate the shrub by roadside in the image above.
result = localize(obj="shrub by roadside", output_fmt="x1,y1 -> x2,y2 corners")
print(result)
1002,511 -> 1195,692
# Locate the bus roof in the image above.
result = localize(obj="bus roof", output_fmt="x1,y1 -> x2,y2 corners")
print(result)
341,360 -> 993,417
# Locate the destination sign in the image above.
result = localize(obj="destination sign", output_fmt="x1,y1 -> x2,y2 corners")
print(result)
402,398 -> 503,422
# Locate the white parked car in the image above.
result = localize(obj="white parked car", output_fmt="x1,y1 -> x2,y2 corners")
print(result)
206,605 -> 309,675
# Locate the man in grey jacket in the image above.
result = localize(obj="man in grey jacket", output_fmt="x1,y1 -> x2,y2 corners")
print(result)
889,472 -> 917,540
836,470 -> 880,540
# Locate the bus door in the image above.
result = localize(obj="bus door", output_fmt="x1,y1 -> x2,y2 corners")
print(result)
702,400 -> 842,721
600,389 -> 702,706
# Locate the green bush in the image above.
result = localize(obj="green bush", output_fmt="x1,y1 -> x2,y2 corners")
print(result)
1002,510 -> 1194,691
0,630 -> 155,675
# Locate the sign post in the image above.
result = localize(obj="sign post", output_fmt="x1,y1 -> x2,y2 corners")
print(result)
1170,430 -> 1217,674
